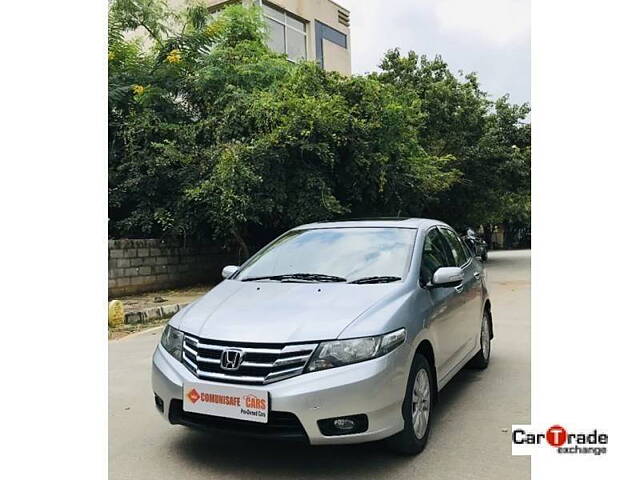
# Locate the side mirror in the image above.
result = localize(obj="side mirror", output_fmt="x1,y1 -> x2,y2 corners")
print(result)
430,267 -> 464,288
221,265 -> 239,279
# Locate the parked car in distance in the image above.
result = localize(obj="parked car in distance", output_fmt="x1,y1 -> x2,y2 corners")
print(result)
152,218 -> 493,454
462,227 -> 489,262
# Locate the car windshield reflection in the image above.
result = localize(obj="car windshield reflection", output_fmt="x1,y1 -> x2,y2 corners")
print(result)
235,227 -> 417,283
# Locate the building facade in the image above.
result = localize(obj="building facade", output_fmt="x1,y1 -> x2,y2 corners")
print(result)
206,0 -> 351,75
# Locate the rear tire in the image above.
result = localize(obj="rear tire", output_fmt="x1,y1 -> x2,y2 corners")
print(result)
468,310 -> 491,369
386,354 -> 435,455
481,251 -> 488,262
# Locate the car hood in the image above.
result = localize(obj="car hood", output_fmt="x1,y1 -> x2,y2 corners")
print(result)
174,280 -> 402,343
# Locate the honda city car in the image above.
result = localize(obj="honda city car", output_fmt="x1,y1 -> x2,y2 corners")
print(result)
152,218 -> 493,454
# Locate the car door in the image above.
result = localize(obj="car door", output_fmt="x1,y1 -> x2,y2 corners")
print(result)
418,227 -> 466,377
439,227 -> 483,359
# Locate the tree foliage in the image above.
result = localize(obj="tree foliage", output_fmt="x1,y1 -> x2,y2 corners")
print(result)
376,49 -> 531,233
108,0 -> 530,255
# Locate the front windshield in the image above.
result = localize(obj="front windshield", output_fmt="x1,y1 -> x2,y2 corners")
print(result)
234,227 -> 417,282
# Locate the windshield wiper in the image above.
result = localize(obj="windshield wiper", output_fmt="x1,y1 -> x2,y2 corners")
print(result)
241,273 -> 347,283
348,276 -> 402,284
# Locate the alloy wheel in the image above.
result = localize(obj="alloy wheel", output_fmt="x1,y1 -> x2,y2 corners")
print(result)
412,369 -> 431,439
481,314 -> 490,359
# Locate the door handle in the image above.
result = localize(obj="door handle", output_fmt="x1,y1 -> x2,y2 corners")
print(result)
454,285 -> 464,293
474,272 -> 481,280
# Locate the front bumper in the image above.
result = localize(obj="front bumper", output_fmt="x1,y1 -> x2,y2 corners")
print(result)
152,343 -> 409,445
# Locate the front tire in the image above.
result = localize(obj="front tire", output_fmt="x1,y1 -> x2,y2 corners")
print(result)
468,310 -> 491,369
386,354 -> 435,455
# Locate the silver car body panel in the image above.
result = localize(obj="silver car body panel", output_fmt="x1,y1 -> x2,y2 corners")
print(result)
175,281 -> 405,344
152,218 -> 490,444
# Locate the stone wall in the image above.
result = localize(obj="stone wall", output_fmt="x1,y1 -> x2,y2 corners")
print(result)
108,239 -> 237,298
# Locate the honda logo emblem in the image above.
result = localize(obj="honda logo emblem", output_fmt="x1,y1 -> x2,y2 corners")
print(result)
220,348 -> 244,371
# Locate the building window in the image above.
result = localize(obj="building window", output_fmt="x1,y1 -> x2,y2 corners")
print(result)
314,20 -> 348,70
259,1 -> 307,61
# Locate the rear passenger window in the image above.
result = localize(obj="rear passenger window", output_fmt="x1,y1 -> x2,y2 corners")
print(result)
440,228 -> 469,267
421,229 -> 453,282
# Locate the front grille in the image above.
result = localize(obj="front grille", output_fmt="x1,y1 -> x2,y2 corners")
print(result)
168,400 -> 308,441
182,334 -> 318,385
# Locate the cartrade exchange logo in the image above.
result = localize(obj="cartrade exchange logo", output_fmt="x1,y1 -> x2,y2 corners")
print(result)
512,424 -> 608,456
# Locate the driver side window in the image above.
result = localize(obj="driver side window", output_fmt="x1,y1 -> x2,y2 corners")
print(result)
421,229 -> 454,284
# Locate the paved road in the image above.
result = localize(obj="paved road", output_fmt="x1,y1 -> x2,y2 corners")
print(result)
109,250 -> 530,480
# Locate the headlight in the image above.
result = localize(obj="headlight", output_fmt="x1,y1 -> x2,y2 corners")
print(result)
306,328 -> 406,372
160,325 -> 184,362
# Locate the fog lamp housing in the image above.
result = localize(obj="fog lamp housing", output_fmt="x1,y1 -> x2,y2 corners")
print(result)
317,414 -> 368,436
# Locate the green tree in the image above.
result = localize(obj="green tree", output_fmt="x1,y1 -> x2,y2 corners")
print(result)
376,49 -> 531,240
108,1 -> 459,257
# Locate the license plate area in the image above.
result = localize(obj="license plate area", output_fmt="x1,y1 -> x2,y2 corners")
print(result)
183,381 -> 269,423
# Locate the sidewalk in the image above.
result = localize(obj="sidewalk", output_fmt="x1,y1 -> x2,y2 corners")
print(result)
108,283 -> 213,340
118,283 -> 213,313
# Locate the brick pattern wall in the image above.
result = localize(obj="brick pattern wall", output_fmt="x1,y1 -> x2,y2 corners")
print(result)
108,239 -> 237,298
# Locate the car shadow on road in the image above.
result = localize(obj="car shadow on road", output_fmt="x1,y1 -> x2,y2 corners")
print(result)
171,366 -> 486,479
173,431 -> 403,479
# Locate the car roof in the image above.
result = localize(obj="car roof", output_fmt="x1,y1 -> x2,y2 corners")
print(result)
292,217 -> 447,230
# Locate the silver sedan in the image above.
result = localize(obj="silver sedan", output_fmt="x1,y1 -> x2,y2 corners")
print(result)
152,218 -> 493,454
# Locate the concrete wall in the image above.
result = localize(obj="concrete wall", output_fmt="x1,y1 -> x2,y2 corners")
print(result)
322,37 -> 351,74
108,239 -> 237,298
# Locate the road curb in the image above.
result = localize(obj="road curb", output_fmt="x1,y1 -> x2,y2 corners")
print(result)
112,325 -> 165,341
124,302 -> 190,325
